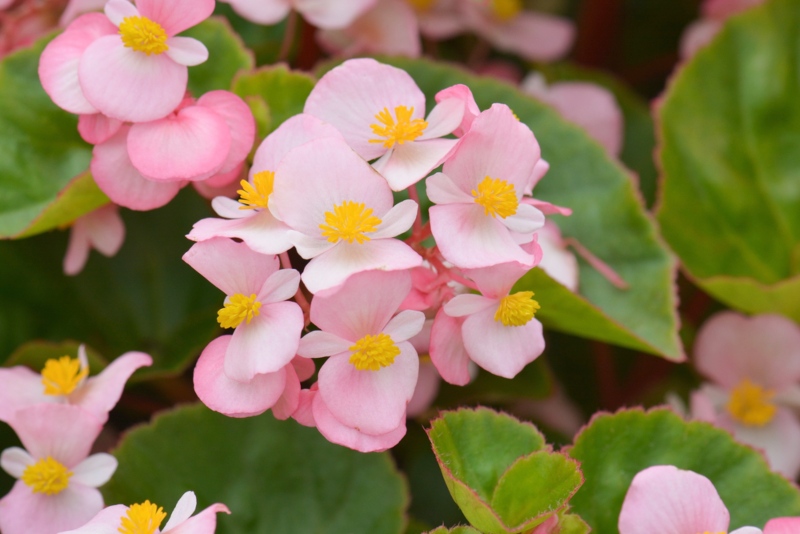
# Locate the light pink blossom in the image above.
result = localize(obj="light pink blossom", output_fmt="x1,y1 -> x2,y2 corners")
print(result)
220,0 -> 376,29
63,204 -> 125,276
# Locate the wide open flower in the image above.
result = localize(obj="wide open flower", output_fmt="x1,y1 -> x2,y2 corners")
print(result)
304,58 -> 464,190
60,490 -> 229,534
63,204 -> 125,276
220,0 -> 376,29
183,237 -> 304,382
269,136 -> 422,294
0,345 -> 151,424
427,104 -> 545,269
690,312 -> 800,478
0,404 -> 116,534
297,270 -> 425,442
618,465 -> 762,534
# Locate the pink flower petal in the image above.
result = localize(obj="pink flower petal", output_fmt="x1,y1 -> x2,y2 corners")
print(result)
407,359 -> 441,417
64,220 -> 92,276
136,0 -> 215,36
197,90 -> 255,173
220,0 -> 291,25
272,364 -> 301,420
297,331 -> 353,358
462,259 -> 531,299
292,356 -> 316,381
462,308 -> 544,378
382,310 -> 426,343
251,113 -> 343,175
0,448 -> 33,479
370,199 -> 418,239
435,84 -> 479,137
57,504 -> 127,533
727,408 -> 800,479
10,404 -> 102,467
537,221 -> 579,292
194,336 -> 287,418
470,11 -> 575,62
163,491 -> 197,532
182,237 -> 280,296
70,453 -> 118,487
188,211 -> 294,256
294,0 -> 376,29
765,517 -> 800,534
166,504 -> 230,534
293,388 -> 317,427
104,0 -> 139,25
311,391 -> 406,452
443,294 -> 496,317
502,203 -> 545,234
60,0 -> 109,26
77,113 -> 122,144
69,351 -> 151,421
0,482 -> 104,534
372,138 -> 458,191
419,98 -> 464,140
258,268 -> 300,303
164,36 -> 208,66
0,367 -> 52,423
426,171 -> 474,204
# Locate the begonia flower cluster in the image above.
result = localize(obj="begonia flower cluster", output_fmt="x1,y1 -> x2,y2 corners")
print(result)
184,57 -> 568,452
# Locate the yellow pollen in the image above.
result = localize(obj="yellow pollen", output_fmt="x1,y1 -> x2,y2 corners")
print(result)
21,457 -> 72,495
726,379 -> 777,426
319,201 -> 382,244
407,0 -> 436,11
119,16 -> 169,55
41,355 -> 88,396
349,333 -> 400,371
495,291 -> 540,327
491,0 -> 523,21
118,500 -> 167,534
472,176 -> 519,218
218,293 -> 262,329
238,171 -> 274,210
369,106 -> 428,149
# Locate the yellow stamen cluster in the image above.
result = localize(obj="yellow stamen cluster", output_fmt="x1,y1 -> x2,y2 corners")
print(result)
726,379 -> 777,426
238,171 -> 274,210
118,500 -> 167,534
41,355 -> 88,396
472,176 -> 519,218
495,291 -> 540,327
320,201 -> 382,244
119,16 -> 169,55
218,293 -> 262,329
349,333 -> 400,371
21,456 -> 72,495
369,106 -> 428,149
491,0 -> 523,21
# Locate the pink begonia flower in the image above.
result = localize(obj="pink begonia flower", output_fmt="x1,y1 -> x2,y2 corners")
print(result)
63,204 -> 125,276
183,237 -> 304,382
0,345 -> 151,424
680,0 -> 764,58
220,0 -> 376,29
537,220 -> 579,292
268,136 -> 422,294
427,104 -> 545,269
689,312 -> 800,478
522,72 -> 623,157
0,404 -> 117,534
316,0 -> 421,58
459,0 -> 575,62
59,490 -> 230,534
297,270 -> 425,444
304,58 -> 464,191
618,465 -> 762,534
188,113 -> 342,256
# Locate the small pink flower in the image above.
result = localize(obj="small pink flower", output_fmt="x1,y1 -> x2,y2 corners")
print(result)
220,0 -> 376,29
63,204 -> 125,276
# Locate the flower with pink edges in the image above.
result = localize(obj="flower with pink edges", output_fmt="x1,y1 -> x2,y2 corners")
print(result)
268,135 -> 422,294
183,237 -> 304,383
0,404 -> 117,534
59,490 -> 230,534
426,104 -> 545,269
62,204 -> 125,276
618,465 -> 763,534
303,58 -> 465,191
0,345 -> 151,425
297,270 -> 425,452
220,0 -> 376,29
688,312 -> 800,478
39,0 -> 215,122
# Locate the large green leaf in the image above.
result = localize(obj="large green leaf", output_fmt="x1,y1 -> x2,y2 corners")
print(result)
568,408 -> 800,532
102,404 -> 408,534
656,0 -> 800,319
378,58 -> 681,360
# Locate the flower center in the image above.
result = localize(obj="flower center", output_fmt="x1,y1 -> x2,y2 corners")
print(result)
349,333 -> 400,371
41,355 -> 88,396
118,500 -> 167,534
21,457 -> 72,495
472,176 -> 519,218
726,379 -> 777,426
119,16 -> 169,55
320,201 -> 382,244
491,0 -> 522,21
238,171 -> 274,210
218,293 -> 262,329
495,291 -> 540,327
369,106 -> 428,149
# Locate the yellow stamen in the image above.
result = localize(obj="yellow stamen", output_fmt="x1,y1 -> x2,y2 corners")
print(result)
218,293 -> 261,329
369,106 -> 428,149
319,201 -> 382,244
495,291 -> 540,327
238,171 -> 274,210
41,355 -> 88,396
727,379 -> 777,426
491,0 -> 522,21
21,457 -> 72,495
349,333 -> 401,371
118,500 -> 167,534
119,16 -> 169,55
472,176 -> 519,218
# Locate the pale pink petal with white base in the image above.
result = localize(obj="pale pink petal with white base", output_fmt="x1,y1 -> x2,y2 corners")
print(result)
0,448 -> 33,478
166,503 -> 229,534
136,0 -> 215,36
188,211 -> 294,256
369,199 -> 418,239
63,223 -> 91,276
60,0 -> 109,26
294,0 -> 376,29
197,91 -> 256,174
0,368 -> 52,422
298,331 -> 353,358
537,221 -> 579,291
258,268 -> 301,303
372,138 -> 458,191
426,172 -> 474,205
77,113 -> 122,144
10,404 -> 101,466
383,310 -> 426,343
251,113 -> 343,174
525,159 -> 550,195
311,391 -> 406,452
435,84 -> 480,137
162,491 -> 198,532
617,465 -> 729,534
212,196 -> 252,219
429,309 -> 471,385
64,204 -> 125,276
58,504 -> 127,534
462,260 -> 532,299
193,166 -> 244,200
104,0 -> 139,25
70,453 -> 118,487
182,237 -> 280,297
462,308 -> 544,379
220,0 -> 291,25
0,481 -> 104,534
444,294 -> 496,317
70,351 -> 151,421
765,517 -> 800,534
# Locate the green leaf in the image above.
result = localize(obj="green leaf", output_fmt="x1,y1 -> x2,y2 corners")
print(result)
656,0 -> 800,318
557,512 -> 591,534
102,404 -> 408,534
425,527 -> 482,534
0,37 -> 96,238
568,408 -> 800,532
184,17 -> 254,96
373,57 -> 682,360
233,65 -> 315,136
